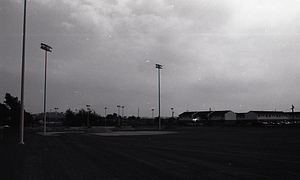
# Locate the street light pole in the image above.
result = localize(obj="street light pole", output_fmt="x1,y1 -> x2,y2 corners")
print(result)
86,105 -> 90,127
19,0 -> 27,145
151,108 -> 154,118
156,64 -> 163,130
40,43 -> 52,134
117,105 -> 121,126
171,107 -> 174,126
55,107 -> 58,122
105,107 -> 107,126
122,106 -> 124,126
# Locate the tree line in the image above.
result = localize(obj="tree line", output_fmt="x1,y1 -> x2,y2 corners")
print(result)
0,93 -> 174,132
0,93 -> 34,134
63,109 -> 127,127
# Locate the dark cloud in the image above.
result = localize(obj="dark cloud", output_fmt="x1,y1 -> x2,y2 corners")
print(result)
1,0 -> 300,116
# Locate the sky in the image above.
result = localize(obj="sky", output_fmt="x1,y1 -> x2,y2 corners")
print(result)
1,0 -> 300,117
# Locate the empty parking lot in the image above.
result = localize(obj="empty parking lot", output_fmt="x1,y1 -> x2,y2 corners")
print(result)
1,126 -> 300,179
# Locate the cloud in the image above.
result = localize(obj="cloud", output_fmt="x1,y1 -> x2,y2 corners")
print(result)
2,0 -> 300,116
61,22 -> 75,30
224,0 -> 300,35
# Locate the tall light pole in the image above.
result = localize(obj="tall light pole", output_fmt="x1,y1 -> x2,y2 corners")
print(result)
156,64 -> 163,130
171,107 -> 174,125
122,106 -> 124,118
19,0 -> 27,145
40,43 -> 52,134
151,108 -> 154,118
86,105 -> 90,127
292,105 -> 295,122
117,105 -> 121,126
55,107 -> 58,122
122,106 -> 124,126
105,107 -> 107,126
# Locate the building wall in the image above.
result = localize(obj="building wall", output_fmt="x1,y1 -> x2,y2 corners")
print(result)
256,113 -> 288,121
245,112 -> 258,121
180,110 -> 300,125
225,111 -> 236,121
244,111 -> 294,122
209,111 -> 236,122
179,116 -> 193,121
287,113 -> 300,120
178,112 -> 196,121
210,115 -> 224,121
236,114 -> 245,121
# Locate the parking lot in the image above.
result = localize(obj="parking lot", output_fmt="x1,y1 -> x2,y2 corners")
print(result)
1,126 -> 300,179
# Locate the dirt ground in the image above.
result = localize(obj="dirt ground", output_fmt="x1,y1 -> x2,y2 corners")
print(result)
1,126 -> 300,180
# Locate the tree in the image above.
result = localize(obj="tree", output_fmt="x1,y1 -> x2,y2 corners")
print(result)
2,93 -> 34,131
4,93 -> 21,128
63,109 -> 76,126
0,103 -> 9,125
128,116 -> 136,120
24,111 -> 34,126
76,108 -> 88,126
63,109 -> 104,127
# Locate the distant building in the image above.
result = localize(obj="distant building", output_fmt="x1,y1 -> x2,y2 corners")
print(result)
209,110 -> 236,123
243,111 -> 300,124
244,111 -> 287,123
285,112 -> 300,121
178,110 -> 236,124
236,113 -> 246,122
178,111 -> 211,123
178,109 -> 300,125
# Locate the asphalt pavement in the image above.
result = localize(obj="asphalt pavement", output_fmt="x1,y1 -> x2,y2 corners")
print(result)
1,126 -> 300,179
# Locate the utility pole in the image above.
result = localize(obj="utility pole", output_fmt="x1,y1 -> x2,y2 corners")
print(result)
292,105 -> 295,122
156,64 -> 163,130
122,106 -> 124,126
55,107 -> 58,122
117,105 -> 121,126
171,107 -> 174,126
151,108 -> 154,118
19,0 -> 27,145
105,107 -> 107,126
86,105 -> 90,127
40,43 -> 52,134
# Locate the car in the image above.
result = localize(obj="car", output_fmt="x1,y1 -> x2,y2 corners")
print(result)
192,117 -> 199,122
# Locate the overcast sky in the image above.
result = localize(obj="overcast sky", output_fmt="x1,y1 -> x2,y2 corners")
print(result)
1,0 -> 300,117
